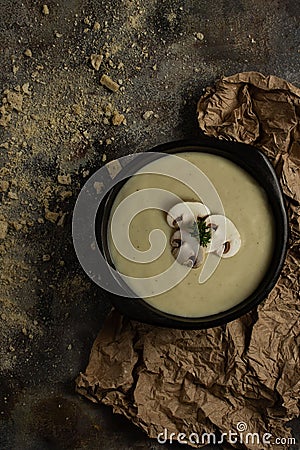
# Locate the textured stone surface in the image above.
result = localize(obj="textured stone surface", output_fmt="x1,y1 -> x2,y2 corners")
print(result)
0,0 -> 299,449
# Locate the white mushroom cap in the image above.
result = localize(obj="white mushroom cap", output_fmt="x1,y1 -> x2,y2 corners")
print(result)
205,215 -> 241,258
170,229 -> 204,268
167,202 -> 210,229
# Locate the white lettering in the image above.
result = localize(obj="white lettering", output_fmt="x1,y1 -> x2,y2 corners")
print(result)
228,430 -> 238,444
169,432 -> 176,444
262,432 -> 272,444
177,433 -> 187,444
156,428 -> 296,447
245,433 -> 259,445
189,433 -> 199,445
201,432 -> 216,445
157,428 -> 168,444
217,432 -> 227,444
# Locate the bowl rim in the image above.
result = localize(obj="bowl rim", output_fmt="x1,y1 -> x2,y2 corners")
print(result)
97,136 -> 289,329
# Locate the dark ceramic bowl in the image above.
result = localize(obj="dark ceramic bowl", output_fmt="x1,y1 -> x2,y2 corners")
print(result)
96,137 -> 288,329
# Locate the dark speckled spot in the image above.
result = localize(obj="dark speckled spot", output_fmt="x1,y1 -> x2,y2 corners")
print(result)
150,0 -> 184,42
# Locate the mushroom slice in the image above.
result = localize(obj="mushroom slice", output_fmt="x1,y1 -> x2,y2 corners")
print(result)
192,246 -> 205,268
167,202 -> 210,229
205,215 -> 241,258
170,229 -> 204,268
170,229 -> 183,248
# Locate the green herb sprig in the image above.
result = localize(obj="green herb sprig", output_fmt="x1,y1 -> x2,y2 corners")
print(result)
190,218 -> 212,247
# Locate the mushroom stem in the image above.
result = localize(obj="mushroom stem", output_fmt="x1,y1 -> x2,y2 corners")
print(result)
170,229 -> 204,268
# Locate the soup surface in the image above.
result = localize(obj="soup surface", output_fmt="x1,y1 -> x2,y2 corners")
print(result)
107,151 -> 275,317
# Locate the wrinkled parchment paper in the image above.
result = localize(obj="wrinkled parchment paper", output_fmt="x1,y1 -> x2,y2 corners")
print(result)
76,73 -> 300,448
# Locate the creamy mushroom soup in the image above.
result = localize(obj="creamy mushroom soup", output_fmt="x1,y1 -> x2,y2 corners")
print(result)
107,152 -> 275,318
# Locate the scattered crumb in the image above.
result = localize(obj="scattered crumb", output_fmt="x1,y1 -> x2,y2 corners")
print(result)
42,4 -> 49,15
45,209 -> 60,223
24,49 -> 32,58
0,221 -> 8,239
71,104 -> 82,115
54,31 -> 63,38
0,111 -> 11,127
93,22 -> 100,31
13,222 -> 22,231
6,90 -> 23,111
93,181 -> 104,194
168,12 -> 176,21
102,153 -> 107,162
90,54 -> 103,71
195,32 -> 204,41
0,181 -> 9,192
57,174 -> 71,185
143,110 -> 154,120
112,111 -> 125,126
57,213 -> 67,227
42,254 -> 51,262
8,191 -> 18,200
60,190 -> 72,200
106,159 -> 122,179
21,83 -> 31,95
100,74 -> 119,92
104,103 -> 113,117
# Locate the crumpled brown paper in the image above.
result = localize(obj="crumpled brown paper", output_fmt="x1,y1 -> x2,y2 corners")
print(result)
76,72 -> 300,449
